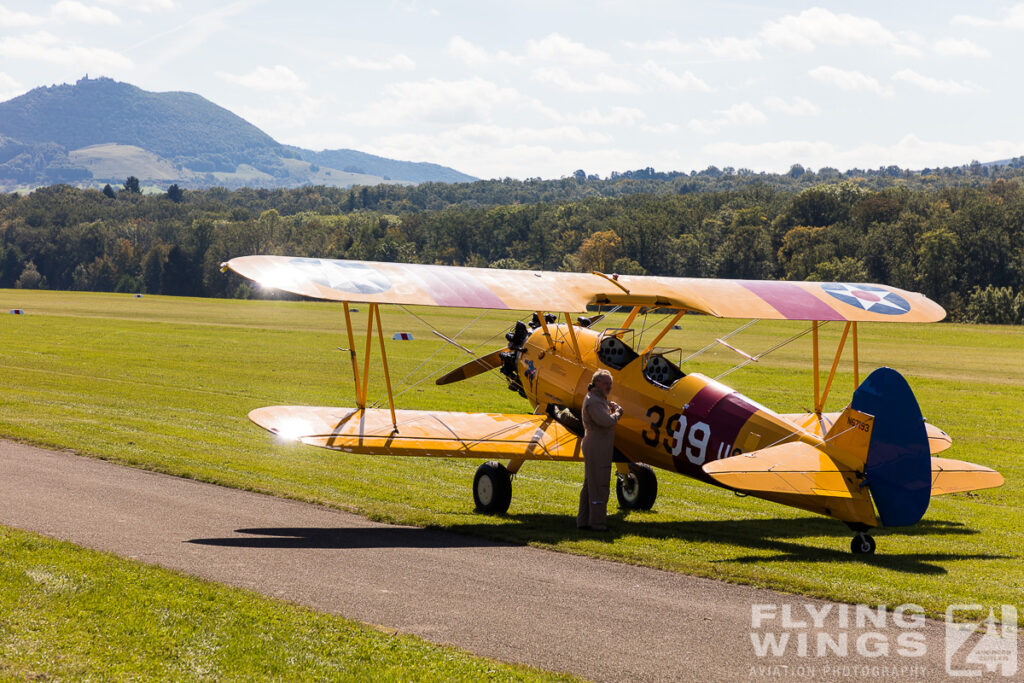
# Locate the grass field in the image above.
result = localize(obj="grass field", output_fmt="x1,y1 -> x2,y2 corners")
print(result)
1,289 -> 1021,633
0,525 -> 575,681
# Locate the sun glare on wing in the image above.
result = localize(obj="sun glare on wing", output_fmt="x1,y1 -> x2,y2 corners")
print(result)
271,417 -> 314,442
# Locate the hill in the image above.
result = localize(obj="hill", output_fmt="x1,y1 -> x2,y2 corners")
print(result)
0,77 -> 475,190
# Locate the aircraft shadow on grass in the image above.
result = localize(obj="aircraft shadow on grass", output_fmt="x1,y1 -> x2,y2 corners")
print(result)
187,513 -> 1012,575
448,513 -> 1012,576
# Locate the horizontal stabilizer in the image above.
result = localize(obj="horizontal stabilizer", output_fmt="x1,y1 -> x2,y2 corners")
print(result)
249,405 -> 582,461
702,442 -> 877,526
930,457 -> 1004,496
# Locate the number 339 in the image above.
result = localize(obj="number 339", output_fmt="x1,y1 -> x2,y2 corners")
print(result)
641,406 -> 711,465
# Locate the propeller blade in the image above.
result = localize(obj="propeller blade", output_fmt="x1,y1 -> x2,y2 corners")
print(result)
435,349 -> 506,385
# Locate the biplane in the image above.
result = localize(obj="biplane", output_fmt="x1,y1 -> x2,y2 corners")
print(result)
222,256 -> 1004,554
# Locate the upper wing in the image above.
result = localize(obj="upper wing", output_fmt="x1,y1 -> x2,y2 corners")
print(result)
223,255 -> 945,322
249,405 -> 582,461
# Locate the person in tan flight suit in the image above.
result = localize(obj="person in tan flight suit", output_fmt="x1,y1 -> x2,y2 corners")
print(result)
577,369 -> 623,531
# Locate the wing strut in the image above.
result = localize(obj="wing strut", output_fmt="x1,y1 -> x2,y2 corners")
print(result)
641,310 -> 686,355
342,302 -> 364,408
372,303 -> 398,430
344,301 -> 398,431
535,311 -> 555,350
562,312 -> 582,360
806,320 -> 860,423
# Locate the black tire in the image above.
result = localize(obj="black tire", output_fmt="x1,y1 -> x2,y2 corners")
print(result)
473,461 -> 512,514
851,533 -> 876,555
616,462 -> 658,510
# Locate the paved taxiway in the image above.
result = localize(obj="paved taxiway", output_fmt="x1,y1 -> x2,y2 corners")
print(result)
1,441 -> 1010,681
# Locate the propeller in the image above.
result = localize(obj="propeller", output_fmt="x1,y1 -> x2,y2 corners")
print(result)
434,315 -> 600,388
435,349 -> 505,385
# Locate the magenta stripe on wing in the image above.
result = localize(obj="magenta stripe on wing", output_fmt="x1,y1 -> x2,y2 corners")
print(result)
739,281 -> 842,320
413,265 -> 508,309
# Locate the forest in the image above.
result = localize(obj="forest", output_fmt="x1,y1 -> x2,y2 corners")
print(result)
2,164 -> 1023,324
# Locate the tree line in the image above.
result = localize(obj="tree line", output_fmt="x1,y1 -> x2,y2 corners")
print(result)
1,171 -> 1023,324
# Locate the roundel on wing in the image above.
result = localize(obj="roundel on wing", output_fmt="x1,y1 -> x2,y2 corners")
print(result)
821,283 -> 911,316
289,258 -> 392,294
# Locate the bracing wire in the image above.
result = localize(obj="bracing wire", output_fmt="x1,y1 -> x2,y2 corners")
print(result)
367,306 -> 516,408
680,319 -> 759,365
714,321 -> 826,381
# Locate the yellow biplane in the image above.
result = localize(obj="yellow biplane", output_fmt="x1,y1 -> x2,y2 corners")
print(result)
222,256 -> 1004,554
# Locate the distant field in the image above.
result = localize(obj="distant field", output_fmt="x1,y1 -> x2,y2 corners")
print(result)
1,289 -> 1021,627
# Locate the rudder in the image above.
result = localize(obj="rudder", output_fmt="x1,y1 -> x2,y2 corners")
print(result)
850,367 -> 931,526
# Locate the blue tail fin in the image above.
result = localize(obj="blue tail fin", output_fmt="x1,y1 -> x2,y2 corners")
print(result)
850,367 -> 932,526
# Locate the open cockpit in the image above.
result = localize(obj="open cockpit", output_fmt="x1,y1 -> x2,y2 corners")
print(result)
596,328 -> 685,388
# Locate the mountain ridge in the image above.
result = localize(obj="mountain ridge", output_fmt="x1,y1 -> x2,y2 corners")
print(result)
0,76 -> 476,190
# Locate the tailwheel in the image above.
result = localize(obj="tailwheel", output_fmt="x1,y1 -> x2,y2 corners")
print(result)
473,461 -> 512,514
851,532 -> 876,555
616,462 -> 658,511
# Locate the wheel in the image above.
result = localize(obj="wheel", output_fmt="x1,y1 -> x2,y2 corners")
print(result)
473,461 -> 512,514
616,462 -> 658,510
851,533 -> 876,555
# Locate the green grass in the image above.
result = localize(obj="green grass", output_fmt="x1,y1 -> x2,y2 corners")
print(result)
0,525 -> 576,682
1,289 -> 1022,629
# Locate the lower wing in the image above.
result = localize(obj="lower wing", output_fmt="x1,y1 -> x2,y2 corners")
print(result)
249,405 -> 582,461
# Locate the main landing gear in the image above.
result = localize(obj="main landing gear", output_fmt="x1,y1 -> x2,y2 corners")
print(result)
616,462 -> 658,511
473,461 -> 513,514
851,532 -> 876,555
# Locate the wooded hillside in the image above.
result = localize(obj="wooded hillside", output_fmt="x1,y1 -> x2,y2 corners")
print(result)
2,168 -> 1023,324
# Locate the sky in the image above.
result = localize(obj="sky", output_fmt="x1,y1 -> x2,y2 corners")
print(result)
1,1 -> 1023,180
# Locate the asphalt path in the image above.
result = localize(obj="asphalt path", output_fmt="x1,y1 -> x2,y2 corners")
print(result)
0,440 -> 1016,682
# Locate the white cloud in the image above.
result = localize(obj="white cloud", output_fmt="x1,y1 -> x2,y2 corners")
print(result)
525,33 -> 611,66
334,54 -> 416,71
236,94 -> 327,134
953,4 -> 1024,29
625,36 -> 688,53
689,102 -> 766,135
933,38 -> 991,57
701,36 -> 762,61
126,0 -> 259,67
341,77 -> 522,126
0,31 -> 132,69
573,107 -> 646,126
703,134 -> 1024,173
442,123 -> 612,146
446,32 -> 609,68
764,96 -> 821,116
0,5 -> 43,26
52,1 -> 121,24
446,36 -> 493,67
640,122 -> 680,135
97,0 -> 177,10
532,67 -> 641,94
0,72 -> 22,89
809,66 -> 891,95
891,69 -> 979,95
626,35 -> 761,61
364,128 -> 652,180
761,7 -> 916,55
217,65 -> 308,91
0,71 -> 24,100
642,61 -> 713,92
